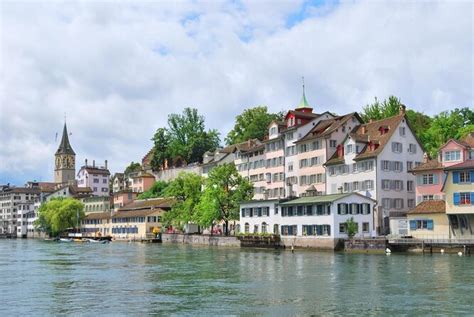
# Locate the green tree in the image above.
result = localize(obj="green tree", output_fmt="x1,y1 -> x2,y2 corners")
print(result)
34,198 -> 85,237
345,217 -> 358,239
137,180 -> 169,199
163,172 -> 203,230
124,162 -> 141,179
150,108 -> 220,171
421,107 -> 474,157
360,96 -> 401,122
225,106 -> 284,145
196,163 -> 254,235
150,128 -> 170,171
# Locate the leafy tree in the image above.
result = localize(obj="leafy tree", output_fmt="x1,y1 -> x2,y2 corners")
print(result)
34,198 -> 85,237
360,96 -> 401,122
225,106 -> 284,145
421,107 -> 474,157
345,217 -> 358,239
162,172 -> 203,230
196,163 -> 253,235
150,128 -> 170,171
150,108 -> 220,171
137,180 -> 169,199
124,162 -> 141,179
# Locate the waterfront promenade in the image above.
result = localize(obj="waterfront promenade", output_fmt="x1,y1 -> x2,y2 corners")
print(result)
1,239 -> 473,316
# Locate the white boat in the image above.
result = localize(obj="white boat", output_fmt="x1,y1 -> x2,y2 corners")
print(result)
59,238 -> 73,243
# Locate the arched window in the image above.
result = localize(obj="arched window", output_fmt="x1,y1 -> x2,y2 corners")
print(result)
244,223 -> 249,233
253,224 -> 258,233
261,222 -> 267,234
273,224 -> 279,235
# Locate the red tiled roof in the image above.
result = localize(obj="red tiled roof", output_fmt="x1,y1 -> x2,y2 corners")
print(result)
444,160 -> 474,170
296,112 -> 360,144
411,159 -> 443,173
408,200 -> 446,215
117,197 -> 174,212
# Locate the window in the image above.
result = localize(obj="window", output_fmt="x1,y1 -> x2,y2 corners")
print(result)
382,160 -> 390,171
392,142 -> 403,153
337,203 -> 348,215
346,144 -> 353,154
410,219 -> 433,231
394,199 -> 404,209
393,161 -> 403,172
362,222 -> 370,233
330,140 -> 337,148
244,223 -> 249,233
311,140 -> 320,150
361,203 -> 371,215
408,144 -> 417,154
288,162 -> 293,172
444,150 -> 460,162
454,192 -> 472,205
339,223 -> 347,233
299,144 -> 308,153
422,174 -> 434,185
270,127 -> 277,135
408,199 -> 415,208
382,179 -> 390,190
399,127 -> 406,136
93,187 -> 97,192
423,195 -> 434,201
382,198 -> 391,209
407,181 -> 414,192
407,161 -> 413,171
286,132 -> 294,140
93,178 -> 99,183
459,172 -> 471,183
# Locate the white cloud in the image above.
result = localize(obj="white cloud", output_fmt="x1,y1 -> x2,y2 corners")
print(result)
0,0 -> 472,184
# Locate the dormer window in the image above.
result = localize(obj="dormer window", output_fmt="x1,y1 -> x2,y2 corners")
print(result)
379,125 -> 389,135
297,119 -> 302,125
270,127 -> 277,135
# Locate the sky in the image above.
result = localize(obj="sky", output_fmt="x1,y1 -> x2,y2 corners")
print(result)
0,0 -> 473,186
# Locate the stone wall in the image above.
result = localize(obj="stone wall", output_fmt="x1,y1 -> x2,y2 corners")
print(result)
344,238 -> 388,253
162,233 -> 240,247
280,237 -> 342,250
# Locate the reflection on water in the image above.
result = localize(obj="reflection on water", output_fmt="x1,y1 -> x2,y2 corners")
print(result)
1,240 -> 473,315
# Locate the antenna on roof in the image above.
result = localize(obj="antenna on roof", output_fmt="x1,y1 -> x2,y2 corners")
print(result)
302,76 -> 305,96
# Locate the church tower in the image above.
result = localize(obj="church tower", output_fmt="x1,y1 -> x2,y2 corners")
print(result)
54,123 -> 76,184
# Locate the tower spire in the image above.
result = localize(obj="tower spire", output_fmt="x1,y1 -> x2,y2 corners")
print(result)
56,122 -> 75,155
296,76 -> 312,110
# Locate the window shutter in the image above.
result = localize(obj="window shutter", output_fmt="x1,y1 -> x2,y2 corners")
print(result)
348,203 -> 352,214
453,172 -> 460,184
409,220 -> 417,230
453,193 -> 460,205
433,174 -> 439,185
416,175 -> 423,185
427,220 -> 434,230
470,171 -> 474,183
337,204 -> 341,215
471,193 -> 474,205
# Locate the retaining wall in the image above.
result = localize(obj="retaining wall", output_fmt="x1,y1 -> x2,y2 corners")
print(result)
162,233 -> 240,247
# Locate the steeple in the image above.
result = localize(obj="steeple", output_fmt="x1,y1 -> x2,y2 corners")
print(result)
295,76 -> 313,111
56,123 -> 75,155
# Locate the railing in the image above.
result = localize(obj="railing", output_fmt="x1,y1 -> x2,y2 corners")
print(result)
389,238 -> 474,245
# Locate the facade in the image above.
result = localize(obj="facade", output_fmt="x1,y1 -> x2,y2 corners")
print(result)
46,184 -> 93,201
113,190 -> 138,211
411,157 -> 445,204
407,200 -> 449,239
76,159 -> 111,196
54,123 -> 76,184
325,106 -> 424,235
112,173 -> 125,193
444,160 -> 474,239
81,212 -> 111,237
81,196 -> 111,214
131,171 -> 155,193
0,186 -> 40,235
240,192 -> 376,249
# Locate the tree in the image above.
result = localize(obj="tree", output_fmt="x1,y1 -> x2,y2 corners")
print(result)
225,106 -> 284,145
137,180 -> 169,199
196,163 -> 254,235
420,107 -> 474,157
162,172 -> 203,230
360,96 -> 401,122
345,217 -> 358,239
124,162 -> 141,179
150,128 -> 170,171
34,198 -> 85,237
150,108 -> 220,171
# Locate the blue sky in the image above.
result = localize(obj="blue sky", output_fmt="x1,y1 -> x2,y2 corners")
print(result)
0,0 -> 472,186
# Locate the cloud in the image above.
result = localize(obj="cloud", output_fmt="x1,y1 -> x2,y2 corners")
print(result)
0,0 -> 472,185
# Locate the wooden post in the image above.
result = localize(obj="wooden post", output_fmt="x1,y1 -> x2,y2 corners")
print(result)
430,246 -> 433,254
422,240 -> 425,254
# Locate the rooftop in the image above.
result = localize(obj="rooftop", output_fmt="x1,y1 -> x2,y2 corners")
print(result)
279,193 -> 373,205
410,159 -> 444,173
408,200 -> 446,215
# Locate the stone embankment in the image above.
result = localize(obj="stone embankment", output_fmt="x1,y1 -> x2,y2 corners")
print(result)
162,233 -> 240,247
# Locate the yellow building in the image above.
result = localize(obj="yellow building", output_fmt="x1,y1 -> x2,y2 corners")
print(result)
443,161 -> 474,239
81,212 -> 111,237
407,200 -> 449,239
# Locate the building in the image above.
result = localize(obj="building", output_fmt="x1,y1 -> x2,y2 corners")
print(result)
46,184 -> 93,201
444,160 -> 474,239
112,173 -> 125,193
81,212 -> 111,238
294,112 -> 363,196
325,106 -> 424,236
410,156 -> 445,204
407,200 -> 449,239
131,171 -> 155,193
81,196 -> 111,214
113,190 -> 138,211
54,123 -> 76,184
76,159 -> 111,196
240,192 -> 376,249
0,186 -> 40,236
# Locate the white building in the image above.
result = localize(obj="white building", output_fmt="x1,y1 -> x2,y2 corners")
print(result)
77,159 -> 111,196
0,186 -> 40,236
240,192 -> 376,249
325,106 -> 424,235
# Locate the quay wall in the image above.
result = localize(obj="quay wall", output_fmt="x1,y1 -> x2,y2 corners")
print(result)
162,233 -> 240,247
344,238 -> 388,253
280,237 -> 342,250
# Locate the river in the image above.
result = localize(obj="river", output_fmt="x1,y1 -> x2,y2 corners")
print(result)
0,239 -> 473,316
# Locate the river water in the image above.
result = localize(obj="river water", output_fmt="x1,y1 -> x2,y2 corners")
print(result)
1,240 -> 473,316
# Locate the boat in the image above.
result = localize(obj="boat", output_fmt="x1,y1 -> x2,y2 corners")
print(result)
44,237 -> 59,242
59,238 -> 73,243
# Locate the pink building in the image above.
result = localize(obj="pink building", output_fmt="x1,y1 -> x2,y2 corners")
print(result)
113,190 -> 138,211
131,171 -> 155,193
411,133 -> 474,204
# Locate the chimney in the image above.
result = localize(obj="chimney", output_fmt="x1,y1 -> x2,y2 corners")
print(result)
85,159 -> 88,167
423,152 -> 429,163
361,126 -> 366,134
399,104 -> 406,115
93,160 -> 95,167
105,160 -> 108,169
369,119 -> 373,123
